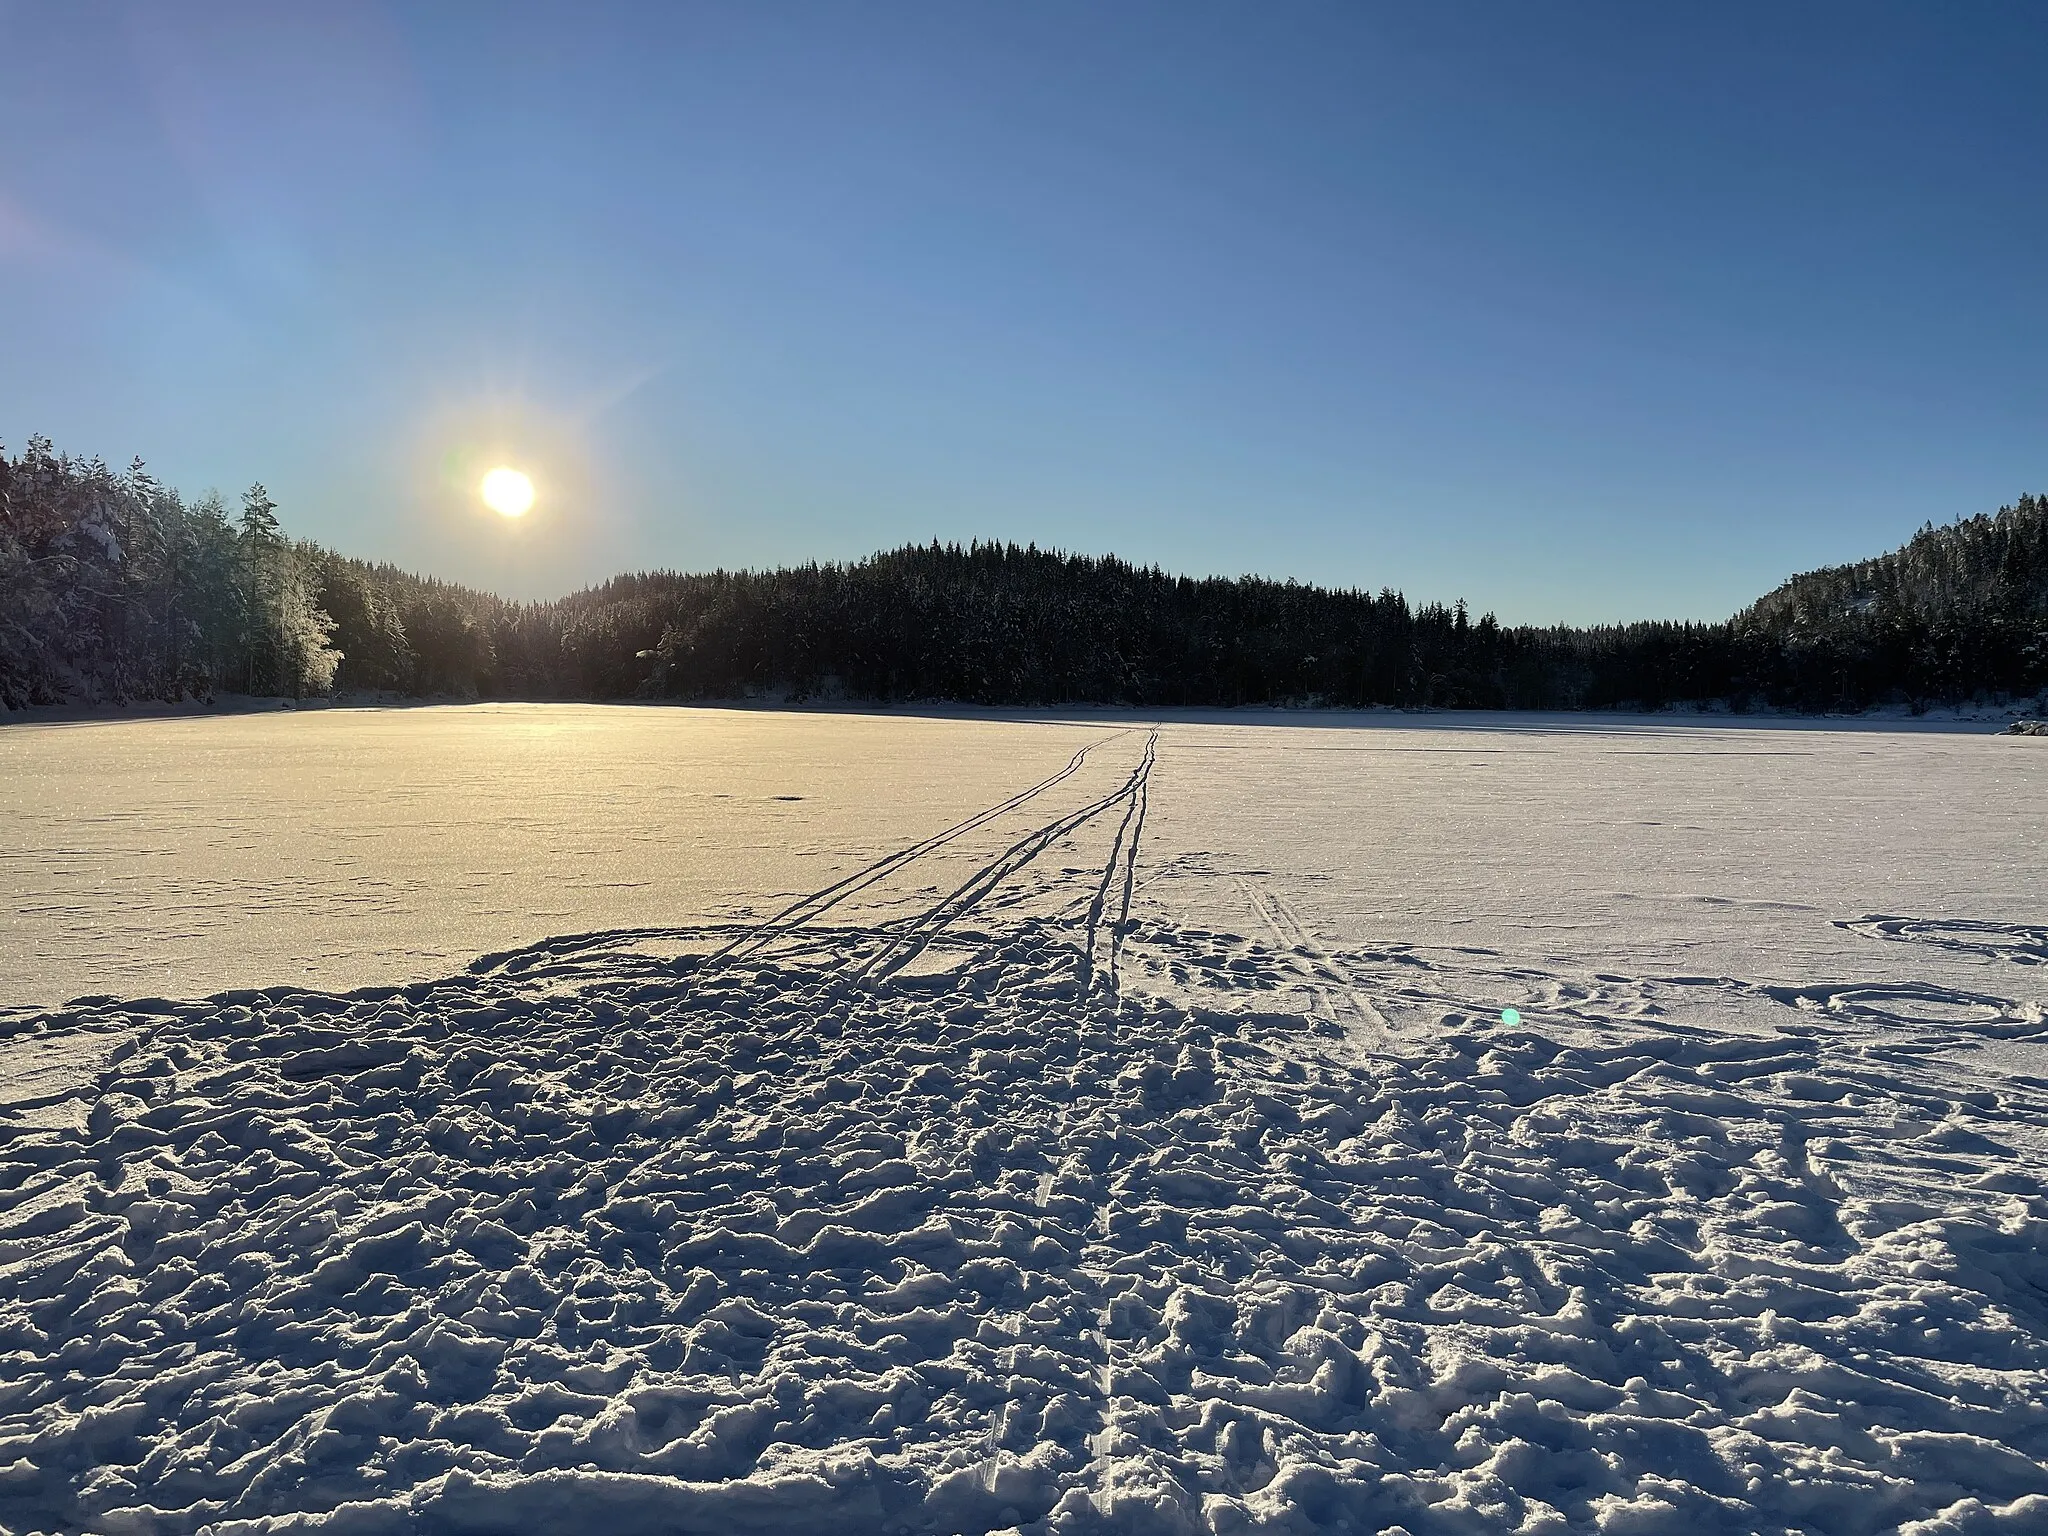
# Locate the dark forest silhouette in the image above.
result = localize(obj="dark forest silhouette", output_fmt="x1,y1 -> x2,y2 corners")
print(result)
4,435 -> 2044,715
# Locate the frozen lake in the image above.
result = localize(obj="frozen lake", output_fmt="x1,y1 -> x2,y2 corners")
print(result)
4,704 -> 2041,1019
2,704 -> 2045,1533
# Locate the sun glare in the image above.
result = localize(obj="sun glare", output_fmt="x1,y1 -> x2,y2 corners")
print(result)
480,466 -> 534,518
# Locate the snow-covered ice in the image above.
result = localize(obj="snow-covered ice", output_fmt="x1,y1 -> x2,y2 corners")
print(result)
1,706 -> 2045,1534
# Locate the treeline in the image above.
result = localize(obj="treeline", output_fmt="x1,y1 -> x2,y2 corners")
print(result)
0,439 -> 340,706
0,438 -> 540,710
4,435 -> 2044,714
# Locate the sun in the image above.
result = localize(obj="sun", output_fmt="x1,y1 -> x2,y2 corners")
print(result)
480,466 -> 535,518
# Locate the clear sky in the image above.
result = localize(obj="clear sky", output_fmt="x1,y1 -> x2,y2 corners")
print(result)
3,2 -> 2043,623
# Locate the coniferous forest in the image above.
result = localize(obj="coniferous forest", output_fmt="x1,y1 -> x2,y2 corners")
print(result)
3,435 -> 2044,715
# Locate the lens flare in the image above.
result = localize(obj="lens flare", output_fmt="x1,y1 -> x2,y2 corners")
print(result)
480,466 -> 534,518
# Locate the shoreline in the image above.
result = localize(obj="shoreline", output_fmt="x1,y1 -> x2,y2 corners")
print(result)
2,690 -> 2038,733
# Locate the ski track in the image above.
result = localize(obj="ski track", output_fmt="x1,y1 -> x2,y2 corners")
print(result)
713,733 -> 1133,972
3,734 -> 2047,1535
1235,881 -> 1394,1054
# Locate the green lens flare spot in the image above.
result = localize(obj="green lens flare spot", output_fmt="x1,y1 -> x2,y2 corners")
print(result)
1500,1007 -> 1521,1026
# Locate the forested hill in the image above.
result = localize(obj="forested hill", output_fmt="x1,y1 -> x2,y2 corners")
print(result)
1733,496 -> 2048,704
3,434 -> 2044,714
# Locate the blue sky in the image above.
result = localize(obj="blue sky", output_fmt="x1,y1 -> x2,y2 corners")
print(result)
2,2 -> 2044,623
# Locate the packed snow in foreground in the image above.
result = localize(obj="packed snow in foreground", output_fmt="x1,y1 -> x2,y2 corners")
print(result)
1,716 -> 2045,1534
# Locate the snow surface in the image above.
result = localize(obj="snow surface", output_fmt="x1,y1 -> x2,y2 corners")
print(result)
1,706 -> 2045,1534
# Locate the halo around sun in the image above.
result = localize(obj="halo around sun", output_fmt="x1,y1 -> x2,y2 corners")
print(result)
480,466 -> 534,518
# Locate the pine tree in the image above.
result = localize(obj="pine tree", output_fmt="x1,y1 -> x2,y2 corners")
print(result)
239,485 -> 282,692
